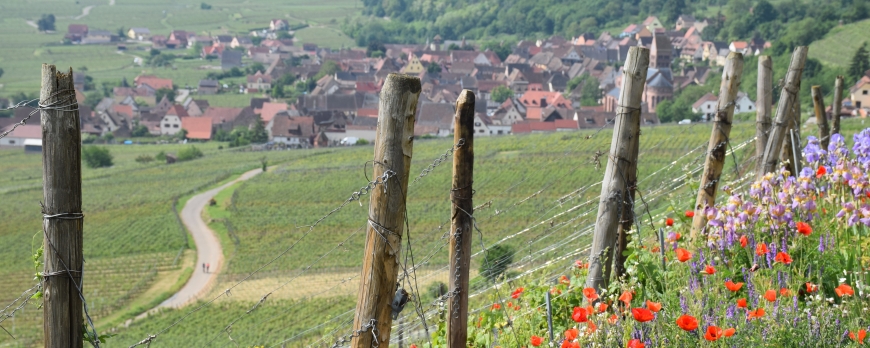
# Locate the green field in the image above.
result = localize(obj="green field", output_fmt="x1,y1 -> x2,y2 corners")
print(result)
0,0 -> 360,96
808,18 -> 870,67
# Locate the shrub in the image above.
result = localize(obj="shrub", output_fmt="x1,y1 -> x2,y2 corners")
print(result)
82,146 -> 113,168
176,146 -> 203,162
479,244 -> 513,282
155,151 -> 166,161
356,139 -> 369,145
135,155 -> 154,164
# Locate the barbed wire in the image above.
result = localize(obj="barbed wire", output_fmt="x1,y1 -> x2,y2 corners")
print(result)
0,90 -> 79,140
412,138 -> 465,184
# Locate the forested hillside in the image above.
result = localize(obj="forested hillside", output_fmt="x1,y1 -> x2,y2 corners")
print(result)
343,0 -> 869,56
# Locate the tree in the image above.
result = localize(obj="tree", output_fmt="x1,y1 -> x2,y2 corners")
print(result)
82,146 -> 113,168
315,60 -> 340,80
479,244 -> 514,282
491,85 -> 513,103
37,14 -> 55,32
849,43 -> 870,79
0,67 -> 4,79
200,2 -> 212,9
155,88 -> 176,103
426,63 -> 442,73
250,116 -> 268,143
245,62 -> 266,75
131,123 -> 150,137
84,91 -> 103,109
176,146 -> 204,161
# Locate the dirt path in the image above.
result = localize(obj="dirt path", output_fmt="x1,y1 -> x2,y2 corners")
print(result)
155,167 -> 266,309
74,5 -> 94,20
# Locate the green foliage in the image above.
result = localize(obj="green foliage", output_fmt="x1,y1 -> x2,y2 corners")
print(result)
82,146 -> 114,168
491,85 -> 513,103
426,281 -> 447,300
200,2 -> 212,10
0,67 -> 4,79
426,62 -> 442,73
135,155 -> 154,164
655,84 -> 708,123
849,42 -> 870,79
479,244 -> 514,282
314,60 -> 340,81
176,146 -> 204,162
36,14 -> 55,32
131,124 -> 150,137
250,116 -> 268,144
155,88 -> 176,103
155,150 -> 167,161
84,91 -> 104,109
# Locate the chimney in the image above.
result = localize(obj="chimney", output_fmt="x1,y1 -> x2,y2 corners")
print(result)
540,98 -> 547,108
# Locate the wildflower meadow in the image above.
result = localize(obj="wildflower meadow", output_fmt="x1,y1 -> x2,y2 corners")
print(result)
448,131 -> 870,347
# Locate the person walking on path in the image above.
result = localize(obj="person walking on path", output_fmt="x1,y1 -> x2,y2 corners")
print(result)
206,263 -> 210,273
202,263 -> 206,273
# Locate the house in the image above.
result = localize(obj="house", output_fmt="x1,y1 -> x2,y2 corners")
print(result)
161,105 -> 188,135
221,51 -> 244,70
270,114 -> 313,147
185,99 -> 210,116
198,79 -> 219,95
258,102 -> 287,123
270,19 -> 289,32
518,91 -> 572,109
66,24 -> 88,43
135,75 -> 174,91
168,30 -> 192,48
201,44 -> 225,58
181,117 -> 213,140
642,16 -> 664,32
692,93 -> 719,120
644,67 -> 674,111
675,15 -> 696,31
246,71 -> 272,93
231,36 -> 254,49
511,119 -> 580,134
729,41 -> 751,55
733,92 -> 755,114
82,30 -> 113,44
0,125 -> 41,147
417,102 -> 455,136
850,76 -> 870,109
127,27 -> 151,41
203,107 -> 252,132
345,116 -> 378,142
401,53 -> 425,74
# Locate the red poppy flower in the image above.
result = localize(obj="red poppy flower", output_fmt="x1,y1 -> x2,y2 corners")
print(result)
627,339 -> 645,348
651,246 -> 661,253
511,287 -> 524,299
564,328 -> 579,341
816,166 -> 826,178
608,314 -> 618,324
704,326 -> 724,341
774,251 -> 793,265
598,302 -> 608,313
725,280 -> 744,292
560,275 -> 570,285
835,283 -> 855,297
561,341 -> 580,348
619,290 -> 633,305
724,328 -> 736,337
764,289 -> 777,302
572,306 -> 588,323
739,235 -> 748,248
586,321 -> 597,334
410,345 -> 417,348
676,314 -> 699,331
703,265 -> 716,275
675,248 -> 692,262
797,222 -> 812,236
805,282 -> 818,293
747,308 -> 765,320
583,287 -> 599,301
551,287 -> 562,295
646,300 -> 662,312
586,305 -> 595,316
849,329 -> 867,344
666,217 -> 674,226
507,301 -> 513,308
575,260 -> 588,269
736,298 -> 747,308
632,307 -> 655,322
755,242 -> 768,256
673,233 -> 682,241
491,303 -> 501,310
685,210 -> 695,218
530,336 -> 544,347
779,288 -> 791,297
514,305 -> 521,310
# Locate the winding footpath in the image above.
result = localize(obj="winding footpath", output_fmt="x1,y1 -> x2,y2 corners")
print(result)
156,167 -> 265,309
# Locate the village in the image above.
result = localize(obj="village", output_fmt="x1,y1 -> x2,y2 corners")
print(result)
2,15 -> 869,149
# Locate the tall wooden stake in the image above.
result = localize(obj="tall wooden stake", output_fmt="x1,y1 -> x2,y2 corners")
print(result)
761,46 -> 808,178
351,73 -> 420,348
612,116 -> 639,280
447,90 -> 474,348
812,85 -> 830,149
832,76 -> 844,136
781,86 -> 801,175
690,52 -> 745,239
41,65 -> 84,348
755,55 -> 772,177
585,47 -> 649,291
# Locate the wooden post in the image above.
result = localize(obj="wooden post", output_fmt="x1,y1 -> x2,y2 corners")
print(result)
447,90 -> 474,348
781,86 -> 801,175
755,55 -> 772,177
812,85 -> 830,149
690,52 -> 745,239
832,76 -> 844,136
41,64 -> 84,348
760,46 -> 808,177
584,47 -> 649,291
612,118 -> 639,280
351,73 -> 420,348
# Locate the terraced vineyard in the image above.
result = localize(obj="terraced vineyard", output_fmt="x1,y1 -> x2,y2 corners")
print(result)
0,143 -> 325,347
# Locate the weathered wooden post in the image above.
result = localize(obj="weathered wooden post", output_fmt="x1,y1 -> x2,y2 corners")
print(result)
447,90 -> 474,348
812,85 -> 830,149
832,76 -> 844,136
755,55 -> 772,177
690,52 -> 744,239
612,118 -> 639,280
781,86 -> 801,175
761,46 -> 808,177
40,64 -> 84,348
585,47 -> 649,291
351,73 -> 420,348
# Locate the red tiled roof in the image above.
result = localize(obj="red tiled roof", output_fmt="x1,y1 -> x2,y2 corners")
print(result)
112,104 -> 133,118
258,102 -> 287,123
135,75 -> 174,91
203,107 -> 243,124
1,124 -> 41,139
181,117 -> 213,140
167,104 -> 189,117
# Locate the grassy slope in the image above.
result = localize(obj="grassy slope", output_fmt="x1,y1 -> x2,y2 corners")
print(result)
0,0 -> 358,95
808,18 -> 870,67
